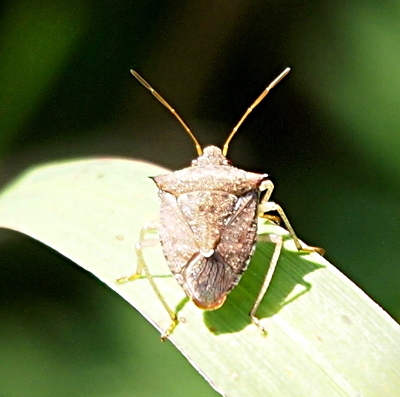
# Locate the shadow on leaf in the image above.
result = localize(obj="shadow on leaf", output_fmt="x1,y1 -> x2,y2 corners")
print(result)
203,233 -> 324,335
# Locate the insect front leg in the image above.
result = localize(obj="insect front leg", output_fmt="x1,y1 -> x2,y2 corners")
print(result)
117,221 -> 159,282
117,221 -> 178,340
258,180 -> 324,255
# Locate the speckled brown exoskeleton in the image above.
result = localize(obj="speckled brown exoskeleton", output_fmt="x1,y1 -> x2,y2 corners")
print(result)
118,68 -> 324,340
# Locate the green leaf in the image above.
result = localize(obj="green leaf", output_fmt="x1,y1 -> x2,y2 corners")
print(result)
0,158 -> 399,396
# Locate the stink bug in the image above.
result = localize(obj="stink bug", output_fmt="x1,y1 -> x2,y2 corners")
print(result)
118,68 -> 324,340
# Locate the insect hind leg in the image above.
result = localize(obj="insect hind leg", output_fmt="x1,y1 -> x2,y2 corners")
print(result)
249,233 -> 283,335
117,221 -> 178,340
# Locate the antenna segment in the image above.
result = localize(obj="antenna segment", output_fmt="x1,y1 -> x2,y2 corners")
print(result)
132,67 -> 291,158
222,67 -> 291,156
131,70 -> 203,155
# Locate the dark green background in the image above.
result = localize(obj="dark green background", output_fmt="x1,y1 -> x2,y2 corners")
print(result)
0,1 -> 399,396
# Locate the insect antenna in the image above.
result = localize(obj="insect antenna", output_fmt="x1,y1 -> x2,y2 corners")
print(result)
222,67 -> 291,156
131,70 -> 203,155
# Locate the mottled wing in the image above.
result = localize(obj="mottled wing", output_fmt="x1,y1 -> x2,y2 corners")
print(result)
156,176 -> 259,310
157,190 -> 198,278
183,250 -> 236,309
182,190 -> 259,309
218,190 -> 259,273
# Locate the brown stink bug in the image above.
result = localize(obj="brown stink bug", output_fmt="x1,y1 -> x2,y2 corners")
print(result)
118,68 -> 324,340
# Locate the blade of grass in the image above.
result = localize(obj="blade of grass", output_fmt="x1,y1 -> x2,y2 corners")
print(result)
0,157 -> 399,396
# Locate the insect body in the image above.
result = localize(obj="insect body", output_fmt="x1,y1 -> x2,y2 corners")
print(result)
118,68 -> 323,340
154,145 -> 264,310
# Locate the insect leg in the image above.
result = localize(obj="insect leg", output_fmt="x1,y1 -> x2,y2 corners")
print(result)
117,222 -> 159,282
249,233 -> 283,335
258,180 -> 324,255
117,221 -> 178,340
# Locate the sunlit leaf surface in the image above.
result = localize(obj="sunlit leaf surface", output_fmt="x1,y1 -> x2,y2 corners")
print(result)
0,158 -> 399,396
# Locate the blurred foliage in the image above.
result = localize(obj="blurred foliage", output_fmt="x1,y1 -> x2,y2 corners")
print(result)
0,0 -> 399,396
